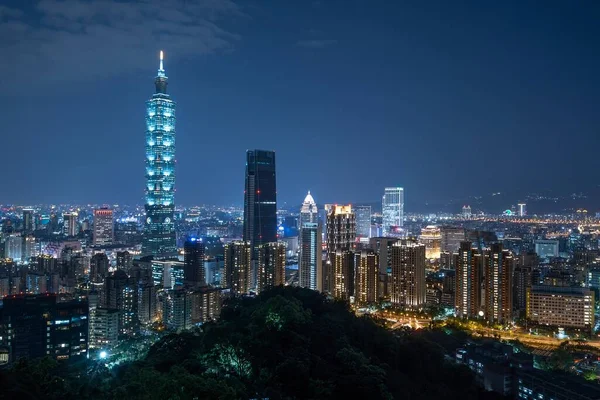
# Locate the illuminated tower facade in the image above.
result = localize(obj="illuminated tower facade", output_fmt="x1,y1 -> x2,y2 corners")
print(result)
382,187 -> 404,236
143,51 -> 177,257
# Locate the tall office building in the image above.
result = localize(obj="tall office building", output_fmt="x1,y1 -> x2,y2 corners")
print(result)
22,235 -> 36,262
183,238 -> 205,287
355,205 -> 372,240
517,203 -> 527,217
382,187 -> 404,236
326,205 -> 356,293
299,222 -> 322,291
93,208 -> 114,246
299,192 -> 322,291
243,149 -> 277,288
390,240 -> 426,307
63,212 -> 78,236
455,241 -> 482,318
143,51 -> 177,257
257,242 -> 286,293
484,243 -> 513,324
222,241 -> 251,295
440,226 -> 466,254
22,209 -> 34,233
354,249 -> 379,304
300,191 -> 318,226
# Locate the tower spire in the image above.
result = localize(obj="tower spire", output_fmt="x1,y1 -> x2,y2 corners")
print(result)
159,50 -> 164,72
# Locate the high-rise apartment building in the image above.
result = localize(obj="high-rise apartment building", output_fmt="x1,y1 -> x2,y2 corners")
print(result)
138,282 -> 157,325
93,208 -> 114,246
183,238 -> 205,287
243,150 -> 277,288
143,51 -> 177,257
390,240 -> 426,307
63,212 -> 78,237
326,205 -> 356,293
355,205 -> 372,240
332,249 -> 354,300
382,187 -> 404,236
455,241 -> 482,318
164,288 -> 192,331
299,192 -> 322,291
484,243 -> 513,324
22,209 -> 34,233
104,270 -> 138,335
257,242 -> 286,293
222,241 -> 251,295
354,249 -> 379,304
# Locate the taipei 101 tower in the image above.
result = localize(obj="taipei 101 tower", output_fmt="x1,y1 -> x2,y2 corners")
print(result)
142,51 -> 177,257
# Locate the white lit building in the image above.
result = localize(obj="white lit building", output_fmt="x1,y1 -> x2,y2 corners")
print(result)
382,187 -> 404,236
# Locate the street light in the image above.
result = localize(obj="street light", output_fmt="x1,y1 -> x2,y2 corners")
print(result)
99,350 -> 108,360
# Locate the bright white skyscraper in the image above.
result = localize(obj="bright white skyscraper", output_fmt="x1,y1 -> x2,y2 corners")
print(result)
299,192 -> 322,291
382,187 -> 404,236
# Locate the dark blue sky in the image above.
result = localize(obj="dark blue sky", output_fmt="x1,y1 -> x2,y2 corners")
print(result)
1,0 -> 599,207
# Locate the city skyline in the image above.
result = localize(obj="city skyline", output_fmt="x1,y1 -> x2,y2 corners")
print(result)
1,1 -> 599,207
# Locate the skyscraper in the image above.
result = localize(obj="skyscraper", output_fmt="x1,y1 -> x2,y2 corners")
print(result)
63,212 -> 78,237
93,208 -> 114,246
326,205 -> 356,293
354,249 -> 379,304
390,240 -> 426,307
354,205 -> 372,240
440,226 -> 466,254
143,51 -> 177,257
333,249 -> 355,300
382,187 -> 404,236
484,243 -> 513,324
455,241 -> 482,318
183,238 -> 205,287
517,203 -> 527,217
222,241 -> 251,295
257,242 -> 286,293
22,209 -> 34,233
419,226 -> 441,259
299,191 -> 322,291
243,149 -> 277,288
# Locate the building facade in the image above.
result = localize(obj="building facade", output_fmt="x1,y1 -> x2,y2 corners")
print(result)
326,205 -> 356,293
455,241 -> 482,318
354,249 -> 379,304
526,286 -> 594,329
222,241 -> 251,295
257,242 -> 286,293
390,240 -> 426,308
243,149 -> 277,288
484,243 -> 513,324
183,238 -> 205,287
143,51 -> 177,257
93,208 -> 114,246
382,187 -> 404,236
354,205 -> 372,240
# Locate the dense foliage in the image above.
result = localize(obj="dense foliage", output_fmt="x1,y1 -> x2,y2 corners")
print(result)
1,287 -> 505,399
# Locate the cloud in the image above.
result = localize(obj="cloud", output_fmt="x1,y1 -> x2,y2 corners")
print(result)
0,0 -> 243,93
296,39 -> 337,49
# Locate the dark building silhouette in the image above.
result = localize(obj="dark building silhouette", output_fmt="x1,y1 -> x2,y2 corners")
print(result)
243,149 -> 277,287
0,294 -> 88,364
184,238 -> 205,287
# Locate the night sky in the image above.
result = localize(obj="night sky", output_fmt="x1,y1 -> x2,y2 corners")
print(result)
1,0 -> 599,207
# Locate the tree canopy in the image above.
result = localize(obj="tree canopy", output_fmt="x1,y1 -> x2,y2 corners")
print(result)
1,287 -> 505,399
